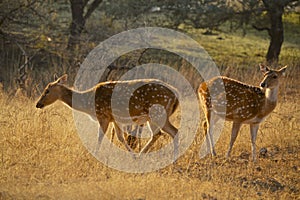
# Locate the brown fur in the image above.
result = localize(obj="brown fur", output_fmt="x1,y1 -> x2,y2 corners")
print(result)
198,64 -> 287,161
36,75 -> 179,154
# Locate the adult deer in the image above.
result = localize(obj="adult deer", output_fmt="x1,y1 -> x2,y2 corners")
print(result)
198,64 -> 287,161
36,75 -> 179,155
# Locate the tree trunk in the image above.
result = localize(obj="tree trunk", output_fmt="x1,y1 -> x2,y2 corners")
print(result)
67,0 -> 103,51
265,2 -> 284,64
67,0 -> 85,50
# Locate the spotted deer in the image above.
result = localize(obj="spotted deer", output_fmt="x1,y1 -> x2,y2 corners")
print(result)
36,75 -> 179,155
198,64 -> 287,161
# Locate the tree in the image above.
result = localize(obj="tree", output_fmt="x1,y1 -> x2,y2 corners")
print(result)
0,0 -> 53,93
102,0 -> 299,64
103,0 -> 232,30
67,0 -> 103,50
0,0 -> 49,43
253,0 -> 299,64
230,0 -> 299,64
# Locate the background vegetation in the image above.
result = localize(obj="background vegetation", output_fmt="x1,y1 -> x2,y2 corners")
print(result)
1,0 -> 299,95
0,0 -> 299,199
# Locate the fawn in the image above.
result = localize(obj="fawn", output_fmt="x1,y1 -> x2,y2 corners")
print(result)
198,64 -> 287,161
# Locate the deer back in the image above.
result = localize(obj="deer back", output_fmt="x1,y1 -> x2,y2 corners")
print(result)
94,79 -> 179,124
199,76 -> 265,122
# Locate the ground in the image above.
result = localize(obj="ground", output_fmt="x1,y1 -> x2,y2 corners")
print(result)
0,14 -> 299,199
0,82 -> 299,199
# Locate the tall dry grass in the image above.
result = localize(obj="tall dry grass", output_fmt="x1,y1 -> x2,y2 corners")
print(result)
0,65 -> 299,199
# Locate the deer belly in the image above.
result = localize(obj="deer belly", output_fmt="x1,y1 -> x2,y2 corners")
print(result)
113,114 -> 149,125
223,105 -> 260,122
243,115 -> 269,124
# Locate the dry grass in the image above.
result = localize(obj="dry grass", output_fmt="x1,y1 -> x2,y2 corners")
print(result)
0,65 -> 299,200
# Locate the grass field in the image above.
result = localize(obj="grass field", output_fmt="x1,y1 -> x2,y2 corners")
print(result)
1,13 -> 300,199
0,62 -> 299,199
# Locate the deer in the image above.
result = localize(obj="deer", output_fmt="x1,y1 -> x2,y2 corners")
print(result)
198,64 -> 287,161
36,74 -> 179,156
121,124 -> 144,152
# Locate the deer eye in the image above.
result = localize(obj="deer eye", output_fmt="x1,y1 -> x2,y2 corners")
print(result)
272,75 -> 277,79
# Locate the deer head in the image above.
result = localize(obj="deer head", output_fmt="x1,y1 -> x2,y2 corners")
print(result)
259,64 -> 287,89
36,74 -> 68,109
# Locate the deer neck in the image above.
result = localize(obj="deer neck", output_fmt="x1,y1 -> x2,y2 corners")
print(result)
59,86 -> 96,117
262,87 -> 278,115
265,87 -> 278,103
59,86 -> 73,108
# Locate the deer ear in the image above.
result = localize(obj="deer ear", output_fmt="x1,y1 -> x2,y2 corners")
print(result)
279,65 -> 287,76
54,74 -> 59,81
259,63 -> 270,74
57,74 -> 68,84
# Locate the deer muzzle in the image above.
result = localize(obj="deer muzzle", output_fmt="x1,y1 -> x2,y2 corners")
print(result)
36,102 -> 44,108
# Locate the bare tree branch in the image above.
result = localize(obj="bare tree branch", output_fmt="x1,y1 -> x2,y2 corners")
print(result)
0,3 -> 26,26
0,0 -> 39,27
252,24 -> 271,36
84,0 -> 103,20
83,0 -> 90,7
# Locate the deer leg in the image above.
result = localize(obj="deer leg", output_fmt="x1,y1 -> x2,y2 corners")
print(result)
113,123 -> 135,153
203,119 -> 211,155
250,123 -> 259,162
136,125 -> 143,152
140,132 -> 162,154
207,123 -> 216,156
206,111 -> 219,157
95,118 -> 110,153
140,121 -> 161,154
125,126 -> 134,149
161,118 -> 179,161
125,125 -> 141,150
110,123 -> 115,143
201,108 -> 217,157
226,122 -> 242,158
202,120 -> 211,156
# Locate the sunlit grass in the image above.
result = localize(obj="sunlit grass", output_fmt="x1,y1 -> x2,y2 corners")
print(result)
0,12 -> 299,198
188,27 -> 300,67
0,62 -> 299,199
